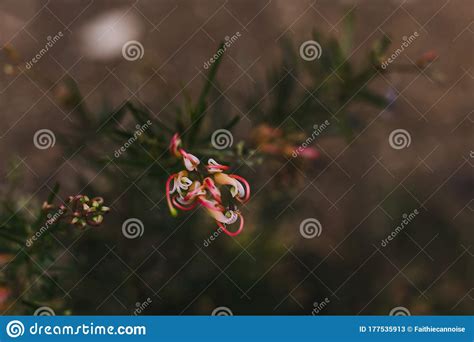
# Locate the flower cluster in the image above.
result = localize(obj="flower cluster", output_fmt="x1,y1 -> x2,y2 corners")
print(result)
166,133 -> 250,236
42,195 -> 109,228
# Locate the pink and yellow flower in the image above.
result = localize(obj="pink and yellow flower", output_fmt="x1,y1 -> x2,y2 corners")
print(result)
165,134 -> 250,236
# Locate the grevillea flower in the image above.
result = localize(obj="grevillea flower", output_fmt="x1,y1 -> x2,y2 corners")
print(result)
166,134 -> 250,236
169,133 -> 200,171
213,173 -> 250,203
169,133 -> 182,157
42,195 -> 110,228
180,149 -> 200,171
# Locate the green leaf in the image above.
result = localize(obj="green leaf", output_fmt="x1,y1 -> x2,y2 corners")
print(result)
341,7 -> 356,57
188,43 -> 225,143
47,183 -> 60,204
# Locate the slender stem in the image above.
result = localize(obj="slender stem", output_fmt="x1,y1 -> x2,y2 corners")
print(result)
0,229 -> 25,245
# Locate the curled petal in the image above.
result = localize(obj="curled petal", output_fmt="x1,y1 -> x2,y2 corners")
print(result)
169,133 -> 182,158
180,148 -> 200,171
197,196 -> 223,212
206,158 -> 229,173
198,197 -> 243,236
172,196 -> 198,211
166,174 -> 178,217
169,171 -> 192,198
177,172 -> 192,196
217,212 -> 244,237
183,181 -> 206,202
214,173 -> 248,202
178,176 -> 192,189
229,174 -> 250,203
203,177 -> 222,202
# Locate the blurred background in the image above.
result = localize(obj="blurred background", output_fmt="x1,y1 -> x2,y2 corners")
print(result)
0,0 -> 472,315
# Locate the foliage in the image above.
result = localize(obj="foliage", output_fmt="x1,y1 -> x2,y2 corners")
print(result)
0,19 -> 438,314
